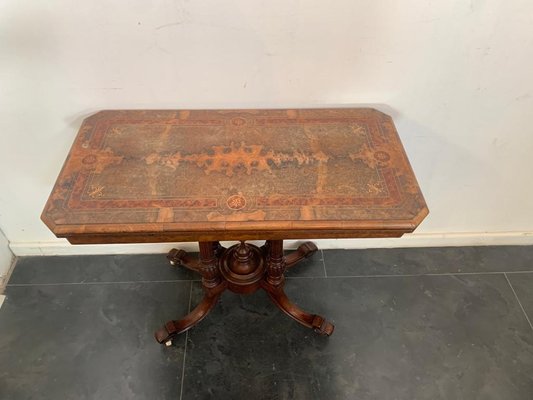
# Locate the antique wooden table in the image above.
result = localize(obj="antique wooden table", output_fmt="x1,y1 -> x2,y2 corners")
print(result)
41,108 -> 428,346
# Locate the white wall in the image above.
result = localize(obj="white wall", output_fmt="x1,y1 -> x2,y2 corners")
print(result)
1,0 -> 533,255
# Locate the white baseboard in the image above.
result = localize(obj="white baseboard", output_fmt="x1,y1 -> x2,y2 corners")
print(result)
8,231 -> 533,256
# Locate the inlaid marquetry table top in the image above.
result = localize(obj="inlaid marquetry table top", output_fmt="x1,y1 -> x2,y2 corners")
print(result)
41,108 -> 428,244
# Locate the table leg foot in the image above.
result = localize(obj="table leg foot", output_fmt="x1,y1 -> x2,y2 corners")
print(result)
154,289 -> 222,344
167,248 -> 198,270
262,281 -> 335,336
285,241 -> 319,269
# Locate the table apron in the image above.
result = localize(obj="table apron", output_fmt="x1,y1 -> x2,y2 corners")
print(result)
64,229 -> 410,244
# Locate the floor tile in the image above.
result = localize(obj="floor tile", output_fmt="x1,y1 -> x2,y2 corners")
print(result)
0,282 -> 191,400
323,246 -> 533,277
8,253 -> 195,285
507,273 -> 533,330
182,275 -> 533,400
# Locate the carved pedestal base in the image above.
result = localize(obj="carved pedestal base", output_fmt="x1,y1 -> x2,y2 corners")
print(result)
155,240 -> 334,345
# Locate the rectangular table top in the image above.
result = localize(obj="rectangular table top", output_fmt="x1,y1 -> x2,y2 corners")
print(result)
41,108 -> 428,243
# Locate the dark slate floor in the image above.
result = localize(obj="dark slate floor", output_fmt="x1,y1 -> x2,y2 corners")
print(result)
1,246 -> 532,400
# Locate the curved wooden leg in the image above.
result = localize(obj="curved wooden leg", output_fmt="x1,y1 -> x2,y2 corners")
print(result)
160,239 -> 333,344
154,284 -> 225,345
262,281 -> 334,336
167,248 -> 199,270
167,242 -> 226,271
285,241 -> 318,269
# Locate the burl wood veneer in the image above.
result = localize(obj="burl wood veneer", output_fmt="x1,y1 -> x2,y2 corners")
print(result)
42,108 -> 428,344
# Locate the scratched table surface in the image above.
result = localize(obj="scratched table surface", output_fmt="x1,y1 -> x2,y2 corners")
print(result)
41,108 -> 428,243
